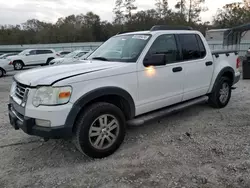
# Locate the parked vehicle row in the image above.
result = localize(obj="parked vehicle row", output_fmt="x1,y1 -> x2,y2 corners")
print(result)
49,50 -> 91,65
0,49 -> 92,77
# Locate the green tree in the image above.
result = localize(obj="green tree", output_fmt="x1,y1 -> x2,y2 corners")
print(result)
188,0 -> 207,23
213,2 -> 250,27
113,0 -> 124,24
123,0 -> 137,20
175,0 -> 186,16
175,0 -> 206,23
155,0 -> 169,18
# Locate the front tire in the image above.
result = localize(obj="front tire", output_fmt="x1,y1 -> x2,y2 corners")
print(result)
14,61 -> 23,70
73,102 -> 126,158
208,76 -> 232,108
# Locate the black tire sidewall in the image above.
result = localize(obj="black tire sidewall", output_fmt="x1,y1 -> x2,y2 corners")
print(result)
213,77 -> 232,108
76,103 -> 126,158
14,62 -> 23,70
46,58 -> 54,65
0,69 -> 3,77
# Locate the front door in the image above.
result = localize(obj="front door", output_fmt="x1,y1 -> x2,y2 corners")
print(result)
136,34 -> 185,115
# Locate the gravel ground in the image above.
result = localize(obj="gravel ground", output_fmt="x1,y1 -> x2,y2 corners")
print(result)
1,71 -> 250,188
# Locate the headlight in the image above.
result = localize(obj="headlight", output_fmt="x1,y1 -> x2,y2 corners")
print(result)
10,81 -> 16,96
32,86 -> 72,107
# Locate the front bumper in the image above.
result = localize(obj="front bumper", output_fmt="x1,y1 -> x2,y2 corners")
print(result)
8,103 -> 73,139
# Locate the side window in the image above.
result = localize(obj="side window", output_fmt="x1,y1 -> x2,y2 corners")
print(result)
29,50 -> 36,55
146,34 -> 179,64
44,50 -> 53,54
196,35 -> 206,57
178,34 -> 203,61
76,52 -> 86,57
37,50 -> 53,54
36,50 -> 43,54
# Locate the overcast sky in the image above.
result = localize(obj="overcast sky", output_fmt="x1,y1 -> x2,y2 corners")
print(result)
0,0 -> 242,25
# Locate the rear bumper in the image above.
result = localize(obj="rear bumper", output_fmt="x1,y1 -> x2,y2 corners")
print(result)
8,103 -> 73,139
1,64 -> 14,72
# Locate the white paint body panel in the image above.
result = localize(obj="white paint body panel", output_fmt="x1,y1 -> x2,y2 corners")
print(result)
0,59 -> 14,72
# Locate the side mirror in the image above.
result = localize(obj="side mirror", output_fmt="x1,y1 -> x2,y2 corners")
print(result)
25,53 -> 30,56
143,54 -> 167,67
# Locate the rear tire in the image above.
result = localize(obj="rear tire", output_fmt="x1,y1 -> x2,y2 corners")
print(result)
46,58 -> 54,65
208,76 -> 232,108
14,61 -> 23,70
73,102 -> 126,158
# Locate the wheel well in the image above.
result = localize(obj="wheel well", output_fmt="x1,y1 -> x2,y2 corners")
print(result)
0,67 -> 5,74
221,71 -> 234,85
13,60 -> 24,65
47,57 -> 54,61
72,94 -> 132,132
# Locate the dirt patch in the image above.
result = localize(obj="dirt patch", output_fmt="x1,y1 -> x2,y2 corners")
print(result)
1,72 -> 250,188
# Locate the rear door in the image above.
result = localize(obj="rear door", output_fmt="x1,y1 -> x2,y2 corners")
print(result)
25,50 -> 38,65
36,50 -> 54,64
177,33 -> 214,101
137,34 -> 185,115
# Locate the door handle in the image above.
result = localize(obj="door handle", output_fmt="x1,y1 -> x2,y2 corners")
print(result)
172,67 -> 182,72
205,61 -> 213,66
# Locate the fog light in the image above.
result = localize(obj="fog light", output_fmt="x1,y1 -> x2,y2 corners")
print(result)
35,119 -> 51,127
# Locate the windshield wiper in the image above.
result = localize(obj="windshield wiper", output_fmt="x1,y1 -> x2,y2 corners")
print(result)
92,57 -> 109,61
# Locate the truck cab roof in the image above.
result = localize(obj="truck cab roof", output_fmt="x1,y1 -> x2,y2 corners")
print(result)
117,25 -> 199,36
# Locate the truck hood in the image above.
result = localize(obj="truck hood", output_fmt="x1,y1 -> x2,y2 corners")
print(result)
14,60 -> 128,86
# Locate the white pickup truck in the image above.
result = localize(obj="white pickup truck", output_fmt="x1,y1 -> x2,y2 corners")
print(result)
8,26 -> 241,158
7,49 -> 57,70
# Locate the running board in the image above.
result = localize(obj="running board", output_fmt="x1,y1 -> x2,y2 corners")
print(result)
127,96 -> 208,126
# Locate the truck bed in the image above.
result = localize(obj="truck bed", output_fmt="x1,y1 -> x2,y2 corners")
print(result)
211,49 -> 238,56
212,49 -> 239,77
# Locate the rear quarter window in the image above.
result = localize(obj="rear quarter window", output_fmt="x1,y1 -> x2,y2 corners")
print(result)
178,34 -> 206,61
37,50 -> 53,54
196,35 -> 206,57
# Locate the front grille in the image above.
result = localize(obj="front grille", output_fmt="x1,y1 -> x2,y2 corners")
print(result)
15,82 -> 27,100
10,105 -> 24,122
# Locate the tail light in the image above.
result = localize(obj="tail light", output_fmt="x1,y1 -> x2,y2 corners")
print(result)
9,61 -> 13,65
236,57 -> 240,69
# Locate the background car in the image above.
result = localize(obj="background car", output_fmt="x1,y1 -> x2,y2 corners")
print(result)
49,50 -> 90,65
0,53 -> 18,59
7,49 -> 57,70
56,51 -> 71,58
57,50 -> 93,65
0,59 -> 14,77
